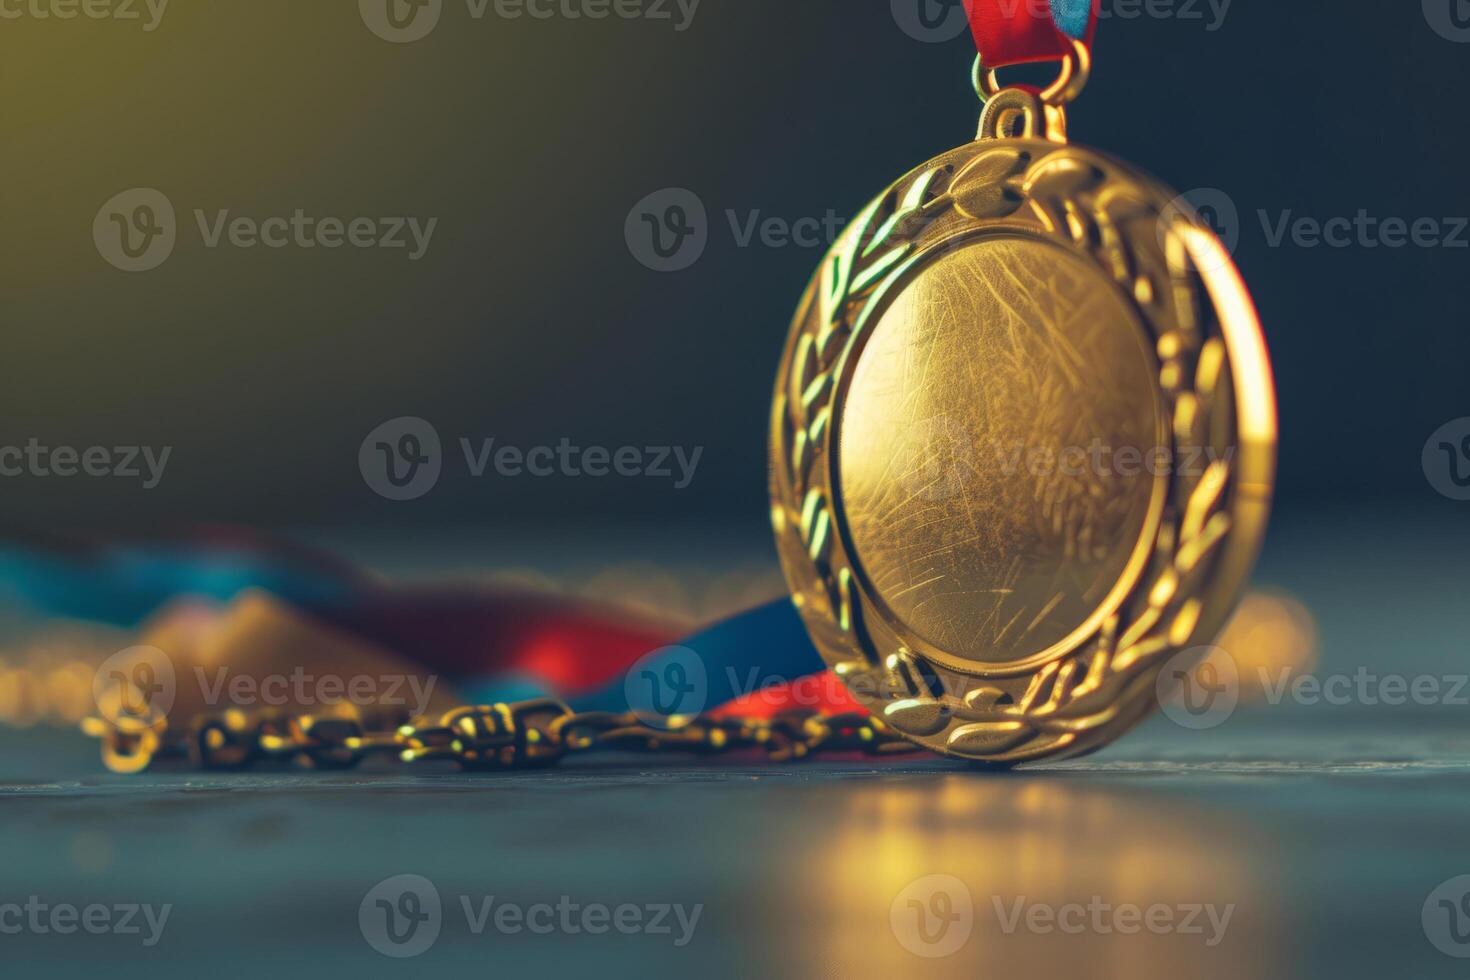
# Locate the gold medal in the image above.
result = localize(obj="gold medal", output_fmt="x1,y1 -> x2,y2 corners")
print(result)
769,42 -> 1277,763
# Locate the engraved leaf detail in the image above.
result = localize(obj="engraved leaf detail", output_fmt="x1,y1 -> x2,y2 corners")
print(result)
948,147 -> 1030,220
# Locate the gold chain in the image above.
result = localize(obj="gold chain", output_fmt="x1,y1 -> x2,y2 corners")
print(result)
79,698 -> 919,773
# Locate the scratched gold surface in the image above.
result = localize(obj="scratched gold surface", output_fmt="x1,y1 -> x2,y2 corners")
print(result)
836,237 -> 1164,667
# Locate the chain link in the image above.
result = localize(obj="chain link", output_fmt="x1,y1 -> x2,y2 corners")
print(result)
79,698 -> 919,773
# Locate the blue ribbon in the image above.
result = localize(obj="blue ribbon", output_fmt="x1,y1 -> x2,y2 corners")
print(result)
566,598 -> 822,713
1051,0 -> 1092,40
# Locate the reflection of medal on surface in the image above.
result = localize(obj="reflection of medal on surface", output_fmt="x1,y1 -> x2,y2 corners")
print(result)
769,3 -> 1276,763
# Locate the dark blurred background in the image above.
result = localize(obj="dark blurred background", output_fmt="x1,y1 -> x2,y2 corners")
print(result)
4,0 -> 1467,542
4,7 -> 1470,980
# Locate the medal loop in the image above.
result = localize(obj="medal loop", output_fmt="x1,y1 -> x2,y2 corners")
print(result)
977,87 -> 1068,144
972,37 -> 1090,108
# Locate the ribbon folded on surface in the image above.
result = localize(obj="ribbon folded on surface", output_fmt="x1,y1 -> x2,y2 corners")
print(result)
1,530 -> 853,721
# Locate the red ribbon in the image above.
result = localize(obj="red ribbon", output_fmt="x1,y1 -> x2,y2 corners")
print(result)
708,671 -> 863,720
964,0 -> 1097,68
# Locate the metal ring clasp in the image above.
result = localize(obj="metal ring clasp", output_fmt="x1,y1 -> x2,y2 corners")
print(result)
972,37 -> 1091,108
